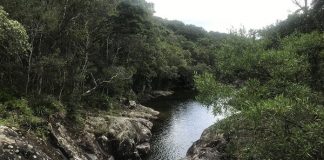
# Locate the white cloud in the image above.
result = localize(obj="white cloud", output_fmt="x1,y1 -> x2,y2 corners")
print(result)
146,0 -> 301,33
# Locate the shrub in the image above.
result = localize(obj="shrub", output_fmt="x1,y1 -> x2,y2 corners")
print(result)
0,98 -> 43,128
29,95 -> 66,117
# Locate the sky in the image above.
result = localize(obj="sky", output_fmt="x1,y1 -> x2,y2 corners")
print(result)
146,0 -> 302,33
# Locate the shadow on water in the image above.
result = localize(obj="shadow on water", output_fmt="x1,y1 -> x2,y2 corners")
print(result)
143,90 -> 224,160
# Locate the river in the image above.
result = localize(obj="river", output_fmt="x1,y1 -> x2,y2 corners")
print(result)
143,90 -> 225,160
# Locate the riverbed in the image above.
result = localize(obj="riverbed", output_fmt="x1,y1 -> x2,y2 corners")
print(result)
143,90 -> 225,160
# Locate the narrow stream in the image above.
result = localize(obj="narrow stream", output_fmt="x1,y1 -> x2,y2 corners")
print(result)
143,90 -> 225,160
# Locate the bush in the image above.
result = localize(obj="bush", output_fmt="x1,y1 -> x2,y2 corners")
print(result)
29,95 -> 66,117
0,98 -> 43,128
220,95 -> 324,160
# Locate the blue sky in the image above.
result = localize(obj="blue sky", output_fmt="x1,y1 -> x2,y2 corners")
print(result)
146,0 -> 304,33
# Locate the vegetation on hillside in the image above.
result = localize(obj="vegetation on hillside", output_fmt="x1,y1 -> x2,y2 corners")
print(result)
195,1 -> 324,159
0,0 -> 224,129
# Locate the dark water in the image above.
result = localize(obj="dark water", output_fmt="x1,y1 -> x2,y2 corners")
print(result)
143,91 -> 224,160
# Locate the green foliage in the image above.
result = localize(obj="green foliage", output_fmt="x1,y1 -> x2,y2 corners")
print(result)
0,6 -> 30,93
218,95 -> 324,160
281,32 -> 324,90
215,34 -> 264,81
194,73 -> 234,111
0,0 -> 219,130
114,0 -> 152,35
0,0 -> 226,110
29,95 -> 66,117
0,6 -> 30,55
0,98 -> 43,128
195,30 -> 324,159
160,20 -> 207,41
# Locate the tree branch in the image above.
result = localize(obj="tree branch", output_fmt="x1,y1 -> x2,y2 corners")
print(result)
82,73 -> 119,96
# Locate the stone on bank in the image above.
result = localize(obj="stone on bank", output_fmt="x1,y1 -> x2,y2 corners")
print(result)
0,102 -> 159,160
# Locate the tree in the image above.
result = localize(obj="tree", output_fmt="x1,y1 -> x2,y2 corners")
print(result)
293,0 -> 310,14
0,7 -> 30,94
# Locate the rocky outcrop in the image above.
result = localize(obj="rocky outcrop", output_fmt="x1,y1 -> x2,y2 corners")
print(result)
0,103 -> 159,160
84,113 -> 155,159
121,104 -> 159,120
151,90 -> 174,98
184,126 -> 228,160
0,126 -> 64,160
49,123 -> 93,160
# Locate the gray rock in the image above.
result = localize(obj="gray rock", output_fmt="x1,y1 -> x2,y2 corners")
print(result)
184,126 -> 227,160
84,104 -> 159,159
27,144 -> 33,150
123,104 -> 160,120
8,144 -> 14,149
136,142 -> 150,155
129,100 -> 137,108
151,90 -> 174,98
0,126 -> 52,160
85,116 -> 154,159
49,123 -> 88,160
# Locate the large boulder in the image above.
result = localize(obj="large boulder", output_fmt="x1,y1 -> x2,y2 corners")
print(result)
49,104 -> 159,160
184,126 -> 228,160
0,126 -> 63,160
85,115 -> 155,159
49,123 -> 103,160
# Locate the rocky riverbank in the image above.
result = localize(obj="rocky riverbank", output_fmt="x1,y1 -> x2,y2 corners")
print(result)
0,102 -> 159,160
183,125 -> 229,160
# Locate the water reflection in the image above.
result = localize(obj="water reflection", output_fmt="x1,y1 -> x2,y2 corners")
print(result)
143,91 -> 224,160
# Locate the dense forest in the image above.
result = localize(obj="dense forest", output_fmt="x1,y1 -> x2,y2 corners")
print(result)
0,0 -> 218,126
0,0 -> 323,159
